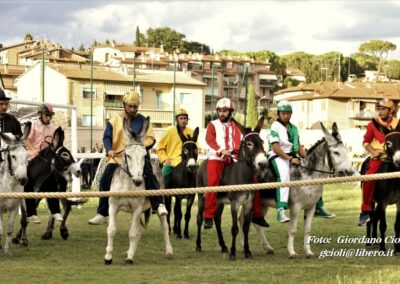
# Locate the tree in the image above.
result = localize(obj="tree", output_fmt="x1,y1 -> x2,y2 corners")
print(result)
146,27 -> 186,52
25,32 -> 33,41
246,84 -> 258,128
92,39 -> 99,47
78,44 -> 85,52
0,43 -> 3,49
105,39 -> 110,45
134,26 -> 146,47
359,39 -> 397,82
284,77 -> 300,88
182,41 -> 211,54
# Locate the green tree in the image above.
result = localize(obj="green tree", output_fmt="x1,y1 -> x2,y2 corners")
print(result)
92,39 -> 99,47
359,39 -> 397,81
146,27 -> 186,52
182,41 -> 211,54
105,39 -> 110,45
25,32 -> 33,41
134,26 -> 146,47
78,44 -> 85,52
246,84 -> 257,128
350,52 -> 376,76
284,77 -> 300,87
0,43 -> 3,49
383,60 -> 400,80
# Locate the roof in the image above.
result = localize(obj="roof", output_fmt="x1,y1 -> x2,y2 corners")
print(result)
0,41 -> 35,52
275,81 -> 400,101
45,64 -> 205,86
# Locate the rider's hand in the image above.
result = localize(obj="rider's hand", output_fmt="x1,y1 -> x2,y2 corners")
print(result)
107,150 -> 117,158
290,157 -> 301,165
372,151 -> 382,159
221,150 -> 231,157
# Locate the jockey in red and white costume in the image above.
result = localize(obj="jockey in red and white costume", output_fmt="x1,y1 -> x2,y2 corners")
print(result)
203,98 -> 240,229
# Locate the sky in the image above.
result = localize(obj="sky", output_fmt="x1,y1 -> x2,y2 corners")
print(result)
1,0 -> 400,59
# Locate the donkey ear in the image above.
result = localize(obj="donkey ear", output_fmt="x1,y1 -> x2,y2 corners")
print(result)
193,127 -> 200,142
52,127 -> 64,149
232,117 -> 246,135
331,122 -> 342,140
21,121 -> 32,142
254,116 -> 265,133
137,116 -> 150,142
123,118 -> 136,141
177,125 -> 187,142
320,122 -> 335,142
0,132 -> 15,147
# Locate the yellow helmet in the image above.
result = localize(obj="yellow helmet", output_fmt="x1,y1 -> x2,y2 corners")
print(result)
175,108 -> 188,118
378,99 -> 395,114
123,90 -> 140,105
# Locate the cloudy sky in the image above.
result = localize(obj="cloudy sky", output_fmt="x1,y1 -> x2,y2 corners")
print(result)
1,0 -> 400,58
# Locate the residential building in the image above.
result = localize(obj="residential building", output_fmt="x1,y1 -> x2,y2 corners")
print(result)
274,81 -> 400,129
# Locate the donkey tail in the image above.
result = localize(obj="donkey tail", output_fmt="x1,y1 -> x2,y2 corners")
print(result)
141,208 -> 151,228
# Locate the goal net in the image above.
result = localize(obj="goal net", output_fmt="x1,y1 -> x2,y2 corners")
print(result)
9,99 -> 79,192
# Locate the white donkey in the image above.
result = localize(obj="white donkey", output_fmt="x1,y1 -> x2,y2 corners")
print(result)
242,123 -> 353,258
0,122 -> 31,255
104,117 -> 173,265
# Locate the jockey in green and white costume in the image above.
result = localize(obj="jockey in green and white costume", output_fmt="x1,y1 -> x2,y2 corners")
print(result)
267,101 -> 301,223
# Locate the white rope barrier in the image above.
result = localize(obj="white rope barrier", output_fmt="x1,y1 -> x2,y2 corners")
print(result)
1,171 -> 400,200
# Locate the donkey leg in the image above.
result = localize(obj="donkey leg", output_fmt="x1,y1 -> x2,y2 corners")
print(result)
183,195 -> 195,240
288,205 -> 301,258
304,207 -> 316,258
105,204 -> 118,265
215,204 -> 228,254
5,207 -> 19,255
196,194 -> 204,252
378,205 -> 388,252
159,214 -> 174,259
59,198 -> 71,240
41,215 -> 55,240
229,204 -> 239,261
164,196 -> 172,234
125,207 -> 145,264
13,201 -> 29,246
394,206 -> 400,253
173,197 -> 182,239
242,206 -> 253,259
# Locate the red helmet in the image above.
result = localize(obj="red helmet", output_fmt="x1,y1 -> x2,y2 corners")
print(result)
216,98 -> 234,110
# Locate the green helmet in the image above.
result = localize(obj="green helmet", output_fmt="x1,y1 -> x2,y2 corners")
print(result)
277,100 -> 292,112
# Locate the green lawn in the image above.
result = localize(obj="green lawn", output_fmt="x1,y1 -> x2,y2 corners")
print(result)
1,183 -> 399,284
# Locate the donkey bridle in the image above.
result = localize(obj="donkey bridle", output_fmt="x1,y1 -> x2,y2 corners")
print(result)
0,144 -> 27,177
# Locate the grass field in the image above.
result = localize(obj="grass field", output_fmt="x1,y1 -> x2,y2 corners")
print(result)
1,183 -> 399,284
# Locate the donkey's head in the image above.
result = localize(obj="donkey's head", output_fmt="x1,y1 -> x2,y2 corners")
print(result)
235,116 -> 268,173
50,127 -> 82,182
0,122 -> 31,185
320,122 -> 353,176
384,123 -> 400,169
123,117 -> 149,186
178,126 -> 199,173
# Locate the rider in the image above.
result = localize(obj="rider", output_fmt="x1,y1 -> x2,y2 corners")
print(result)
25,103 -> 63,224
267,100 -> 308,223
358,98 -> 398,226
0,88 -> 22,140
203,98 -> 268,229
156,108 -> 196,188
88,90 -> 168,225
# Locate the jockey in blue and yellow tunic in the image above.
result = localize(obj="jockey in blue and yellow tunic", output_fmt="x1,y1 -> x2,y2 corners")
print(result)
88,90 -> 168,225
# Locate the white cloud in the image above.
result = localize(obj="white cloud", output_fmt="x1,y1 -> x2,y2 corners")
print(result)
1,0 -> 400,59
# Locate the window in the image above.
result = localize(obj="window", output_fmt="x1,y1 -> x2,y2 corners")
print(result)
82,87 -> 96,100
156,90 -> 162,109
82,115 -> 96,127
180,93 -> 191,106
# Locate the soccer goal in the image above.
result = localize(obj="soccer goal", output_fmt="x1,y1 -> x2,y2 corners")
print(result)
9,99 -> 81,193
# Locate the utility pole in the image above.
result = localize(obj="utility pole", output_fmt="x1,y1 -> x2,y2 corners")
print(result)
211,64 -> 215,120
243,67 -> 249,126
338,54 -> 341,84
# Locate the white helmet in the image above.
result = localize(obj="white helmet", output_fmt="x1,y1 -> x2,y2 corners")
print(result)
277,100 -> 292,112
216,98 -> 234,110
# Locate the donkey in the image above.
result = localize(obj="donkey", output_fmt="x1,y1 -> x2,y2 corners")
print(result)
0,122 -> 31,255
13,127 -> 82,245
104,117 -> 173,265
366,125 -> 400,252
164,126 -> 199,239
196,117 -> 267,261
253,122 -> 353,258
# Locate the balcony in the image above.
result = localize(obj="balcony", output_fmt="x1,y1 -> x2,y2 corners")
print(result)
348,110 -> 375,120
259,79 -> 276,88
105,107 -> 174,124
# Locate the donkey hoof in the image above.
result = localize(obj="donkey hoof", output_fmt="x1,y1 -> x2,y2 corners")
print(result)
60,228 -> 69,240
229,254 -> 236,261
166,253 -> 173,260
245,252 -> 253,259
104,258 -> 112,265
124,259 -> 134,265
41,232 -> 53,240
176,235 -> 182,240
306,252 -> 314,259
20,239 -> 29,247
265,249 -> 275,255
12,238 -> 19,244
289,253 -> 297,259
196,247 -> 202,253
184,235 -> 190,240
221,247 -> 229,254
